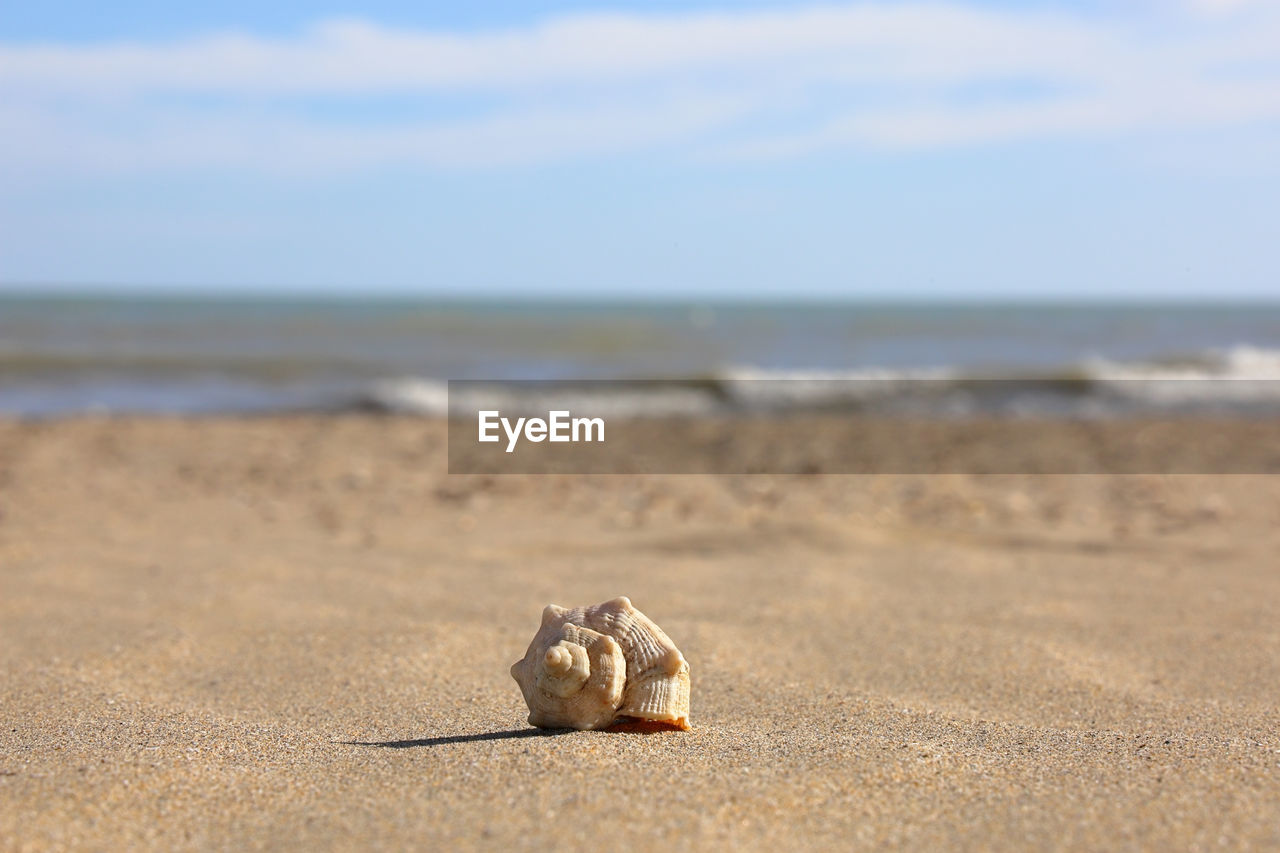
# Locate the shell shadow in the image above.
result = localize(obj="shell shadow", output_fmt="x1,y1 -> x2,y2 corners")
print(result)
340,728 -> 572,749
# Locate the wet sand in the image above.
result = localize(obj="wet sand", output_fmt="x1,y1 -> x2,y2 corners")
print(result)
1,416 -> 1278,850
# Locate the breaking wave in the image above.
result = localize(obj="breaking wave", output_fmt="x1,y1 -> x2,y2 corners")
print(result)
357,345 -> 1280,418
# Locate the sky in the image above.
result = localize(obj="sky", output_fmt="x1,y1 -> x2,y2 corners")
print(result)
1,0 -> 1278,299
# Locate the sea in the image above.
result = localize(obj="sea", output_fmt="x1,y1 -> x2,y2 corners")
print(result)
2,295 -> 1280,418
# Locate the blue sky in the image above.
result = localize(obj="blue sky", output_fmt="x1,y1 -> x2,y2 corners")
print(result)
2,0 -> 1278,299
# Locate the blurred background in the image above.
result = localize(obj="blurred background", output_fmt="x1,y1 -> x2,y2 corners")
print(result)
2,0 -> 1279,415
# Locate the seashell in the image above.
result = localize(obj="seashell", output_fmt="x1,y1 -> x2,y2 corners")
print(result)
510,596 -> 690,731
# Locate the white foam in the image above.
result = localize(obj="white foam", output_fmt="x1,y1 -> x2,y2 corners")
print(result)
361,345 -> 1280,418
363,378 -> 719,417
365,377 -> 451,414
718,365 -> 955,410
1081,346 -> 1280,407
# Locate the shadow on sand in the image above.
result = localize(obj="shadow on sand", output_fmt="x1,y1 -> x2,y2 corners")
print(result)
341,728 -> 572,749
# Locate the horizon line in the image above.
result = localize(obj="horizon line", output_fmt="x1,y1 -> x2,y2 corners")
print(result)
2,285 -> 1280,307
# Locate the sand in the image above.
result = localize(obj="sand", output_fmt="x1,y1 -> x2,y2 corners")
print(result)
1,415 -> 1278,850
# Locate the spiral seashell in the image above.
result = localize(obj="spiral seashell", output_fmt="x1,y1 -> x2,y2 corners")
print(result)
510,597 -> 691,731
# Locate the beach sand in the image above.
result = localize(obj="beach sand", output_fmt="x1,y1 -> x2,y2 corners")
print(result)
2,416 -> 1278,850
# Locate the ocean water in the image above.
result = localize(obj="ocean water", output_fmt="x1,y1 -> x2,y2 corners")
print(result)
2,295 -> 1280,416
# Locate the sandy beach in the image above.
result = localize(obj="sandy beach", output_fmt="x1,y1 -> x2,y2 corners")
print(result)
2,415 -> 1278,850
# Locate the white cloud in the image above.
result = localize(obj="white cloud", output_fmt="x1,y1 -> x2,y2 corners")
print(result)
0,8 -> 1107,96
2,2 -> 1279,174
1186,0 -> 1264,16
